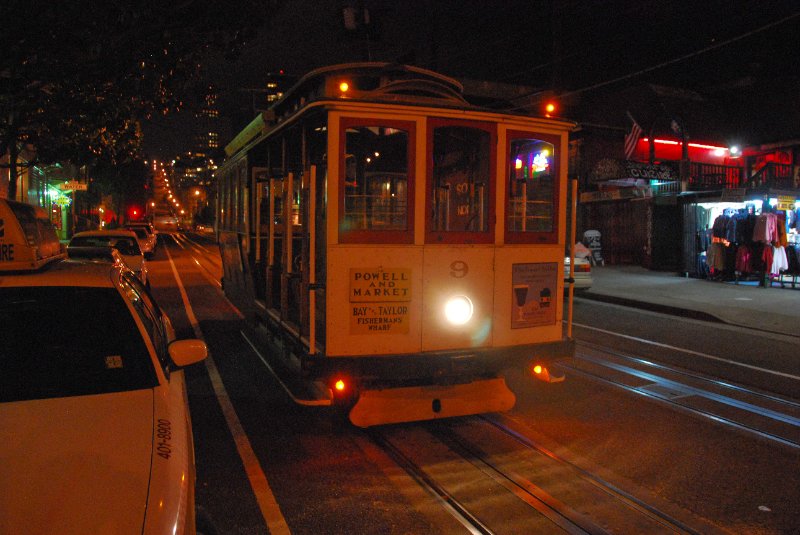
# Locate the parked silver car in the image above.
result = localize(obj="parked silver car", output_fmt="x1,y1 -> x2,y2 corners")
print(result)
125,225 -> 157,258
68,230 -> 149,288
564,256 -> 592,293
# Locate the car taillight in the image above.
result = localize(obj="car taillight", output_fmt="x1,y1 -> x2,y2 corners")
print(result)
575,264 -> 591,272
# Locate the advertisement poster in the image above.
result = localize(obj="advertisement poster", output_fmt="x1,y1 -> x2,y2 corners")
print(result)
511,262 -> 558,329
349,267 -> 411,334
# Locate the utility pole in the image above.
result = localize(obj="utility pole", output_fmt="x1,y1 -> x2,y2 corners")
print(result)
672,117 -> 689,191
343,2 -> 374,61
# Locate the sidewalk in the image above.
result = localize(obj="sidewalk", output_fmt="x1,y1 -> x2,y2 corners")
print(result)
579,265 -> 800,338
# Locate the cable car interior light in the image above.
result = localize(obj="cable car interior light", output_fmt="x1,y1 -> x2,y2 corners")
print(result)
532,151 -> 550,173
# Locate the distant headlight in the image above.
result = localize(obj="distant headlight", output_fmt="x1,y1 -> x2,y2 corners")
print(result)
444,295 -> 473,325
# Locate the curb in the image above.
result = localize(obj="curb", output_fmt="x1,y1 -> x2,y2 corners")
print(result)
576,292 -> 725,324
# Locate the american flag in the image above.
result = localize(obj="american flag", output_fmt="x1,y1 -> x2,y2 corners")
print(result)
624,112 -> 643,160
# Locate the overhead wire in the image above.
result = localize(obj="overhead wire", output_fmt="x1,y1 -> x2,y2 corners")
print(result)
504,10 -> 800,112
499,0 -> 663,84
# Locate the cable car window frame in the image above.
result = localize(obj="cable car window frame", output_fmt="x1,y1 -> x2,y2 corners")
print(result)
338,117 -> 416,244
425,118 -> 496,245
505,130 -> 560,244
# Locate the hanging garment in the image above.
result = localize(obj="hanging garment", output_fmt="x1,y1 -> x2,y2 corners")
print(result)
766,213 -> 779,244
762,243 -> 774,273
734,213 -> 757,245
735,244 -> 754,273
706,242 -> 726,271
697,253 -> 710,278
725,216 -> 738,243
785,245 -> 800,274
712,214 -> 730,239
777,213 -> 788,247
696,228 -> 712,252
746,213 -> 758,243
753,213 -> 778,243
771,246 -> 788,276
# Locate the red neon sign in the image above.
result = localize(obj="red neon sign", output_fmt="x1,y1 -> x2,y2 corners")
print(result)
642,138 -> 729,151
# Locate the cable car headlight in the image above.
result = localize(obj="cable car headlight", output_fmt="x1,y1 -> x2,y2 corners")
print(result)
444,295 -> 474,325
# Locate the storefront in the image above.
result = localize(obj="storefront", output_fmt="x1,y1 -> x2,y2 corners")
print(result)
577,136 -> 800,283
681,190 -> 799,288
579,161 -> 682,269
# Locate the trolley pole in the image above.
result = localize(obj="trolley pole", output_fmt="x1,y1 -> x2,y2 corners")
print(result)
567,179 -> 577,339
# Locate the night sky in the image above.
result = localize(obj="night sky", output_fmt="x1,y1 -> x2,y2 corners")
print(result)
143,0 -> 799,157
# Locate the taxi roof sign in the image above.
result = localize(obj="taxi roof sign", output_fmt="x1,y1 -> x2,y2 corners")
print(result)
0,199 -> 66,271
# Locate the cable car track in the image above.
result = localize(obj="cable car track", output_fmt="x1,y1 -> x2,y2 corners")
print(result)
570,320 -> 800,382
478,414 -> 701,534
370,417 -> 699,534
369,430 -> 496,535
561,341 -> 800,450
577,340 -> 800,411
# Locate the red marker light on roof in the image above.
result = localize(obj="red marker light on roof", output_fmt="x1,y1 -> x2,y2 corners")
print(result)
339,82 -> 350,93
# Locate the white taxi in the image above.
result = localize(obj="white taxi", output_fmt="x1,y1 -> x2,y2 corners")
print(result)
0,219 -> 208,534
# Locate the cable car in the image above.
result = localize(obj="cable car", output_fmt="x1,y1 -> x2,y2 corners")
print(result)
216,63 -> 576,427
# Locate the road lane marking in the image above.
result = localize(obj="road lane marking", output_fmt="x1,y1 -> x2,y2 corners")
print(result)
166,246 -> 291,534
572,322 -> 800,382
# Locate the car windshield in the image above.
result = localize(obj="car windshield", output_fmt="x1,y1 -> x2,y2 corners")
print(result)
70,235 -> 141,255
0,287 -> 158,402
126,228 -> 148,239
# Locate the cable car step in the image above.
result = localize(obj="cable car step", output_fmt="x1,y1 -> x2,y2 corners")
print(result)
241,327 -> 333,406
349,377 -> 515,428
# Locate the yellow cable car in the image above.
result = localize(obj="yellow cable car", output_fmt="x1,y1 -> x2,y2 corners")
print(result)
217,63 -> 576,427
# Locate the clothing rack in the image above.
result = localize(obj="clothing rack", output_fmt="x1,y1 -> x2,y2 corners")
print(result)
703,209 -> 800,289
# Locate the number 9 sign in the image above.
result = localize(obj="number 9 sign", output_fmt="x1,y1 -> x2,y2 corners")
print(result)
450,260 -> 468,278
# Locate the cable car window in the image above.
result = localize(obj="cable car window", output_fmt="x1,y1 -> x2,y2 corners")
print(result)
506,132 -> 559,243
428,121 -> 494,243
339,119 -> 415,244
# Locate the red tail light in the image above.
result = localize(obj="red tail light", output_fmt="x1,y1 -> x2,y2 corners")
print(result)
531,364 -> 566,383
